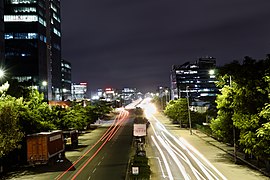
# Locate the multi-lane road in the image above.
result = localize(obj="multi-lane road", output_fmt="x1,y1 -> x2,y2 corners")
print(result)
55,109 -> 132,180
140,98 -> 227,180
148,113 -> 226,180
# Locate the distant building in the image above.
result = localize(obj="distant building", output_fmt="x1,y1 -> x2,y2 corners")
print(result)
104,87 -> 115,101
0,0 -> 4,63
171,57 -> 219,104
72,82 -> 87,100
61,59 -> 71,100
157,86 -> 170,105
4,0 -> 62,100
121,87 -> 137,105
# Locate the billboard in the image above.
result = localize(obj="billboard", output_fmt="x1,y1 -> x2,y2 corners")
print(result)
133,124 -> 147,137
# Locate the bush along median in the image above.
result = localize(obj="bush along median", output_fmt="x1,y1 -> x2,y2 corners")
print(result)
129,107 -> 151,179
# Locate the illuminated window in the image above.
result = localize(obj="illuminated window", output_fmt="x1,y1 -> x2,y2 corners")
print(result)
38,17 -> 46,26
4,33 -> 13,39
13,7 -> 36,13
5,33 -> 38,39
4,15 -> 38,22
39,34 -> 46,43
53,13 -> 60,22
14,33 -> 38,39
10,0 -> 37,4
53,28 -> 61,37
50,3 -> 57,12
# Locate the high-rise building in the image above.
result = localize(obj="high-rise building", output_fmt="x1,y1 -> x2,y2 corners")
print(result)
61,59 -> 71,100
171,57 -> 219,103
4,0 -> 62,100
0,0 -> 4,63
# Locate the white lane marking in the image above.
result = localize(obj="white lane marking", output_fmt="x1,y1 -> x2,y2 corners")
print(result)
152,114 -> 227,180
98,161 -> 101,166
149,156 -> 166,178
151,135 -> 174,180
179,137 -> 227,180
156,135 -> 190,180
92,168 -> 96,173
161,132 -> 204,180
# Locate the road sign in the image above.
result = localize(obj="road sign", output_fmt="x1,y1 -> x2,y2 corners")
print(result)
133,124 -> 147,137
132,166 -> 139,175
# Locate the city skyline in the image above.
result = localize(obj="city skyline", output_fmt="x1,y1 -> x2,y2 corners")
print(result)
62,1 -> 269,92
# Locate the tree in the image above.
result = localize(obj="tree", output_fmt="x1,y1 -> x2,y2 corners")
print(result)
0,95 -> 24,158
210,85 -> 234,143
211,55 -> 270,160
164,98 -> 189,126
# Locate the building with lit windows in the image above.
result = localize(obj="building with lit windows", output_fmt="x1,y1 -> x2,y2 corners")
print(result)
4,0 -> 62,100
72,82 -> 88,101
61,59 -> 71,100
170,57 -> 219,104
0,1 -> 4,63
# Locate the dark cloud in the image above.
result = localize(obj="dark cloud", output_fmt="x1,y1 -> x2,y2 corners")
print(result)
61,0 -> 270,92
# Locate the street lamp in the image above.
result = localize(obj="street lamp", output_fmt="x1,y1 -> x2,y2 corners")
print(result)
42,81 -> 48,101
165,90 -> 169,104
186,86 -> 192,135
0,69 -> 4,78
42,81 -> 47,86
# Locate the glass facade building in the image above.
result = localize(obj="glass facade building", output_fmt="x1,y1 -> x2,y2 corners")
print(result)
61,59 -> 71,100
4,0 -> 62,100
0,0 -> 4,63
171,57 -> 219,103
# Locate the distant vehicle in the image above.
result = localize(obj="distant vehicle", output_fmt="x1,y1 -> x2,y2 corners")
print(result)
63,130 -> 78,149
26,130 -> 65,165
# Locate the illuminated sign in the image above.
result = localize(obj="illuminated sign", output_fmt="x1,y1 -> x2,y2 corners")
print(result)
133,124 -> 147,137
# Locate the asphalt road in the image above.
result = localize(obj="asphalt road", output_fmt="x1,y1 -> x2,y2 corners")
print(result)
55,109 -> 132,180
4,109 -> 133,180
146,112 -> 227,180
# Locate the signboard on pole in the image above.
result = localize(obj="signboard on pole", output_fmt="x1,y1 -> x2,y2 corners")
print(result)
133,124 -> 147,137
132,166 -> 139,175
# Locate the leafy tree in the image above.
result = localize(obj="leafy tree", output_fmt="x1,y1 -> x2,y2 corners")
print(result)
0,95 -> 24,158
211,55 -> 270,160
18,89 -> 56,134
164,98 -> 189,126
210,85 -> 234,143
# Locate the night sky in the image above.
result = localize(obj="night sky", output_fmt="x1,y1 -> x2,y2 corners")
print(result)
61,0 -> 270,93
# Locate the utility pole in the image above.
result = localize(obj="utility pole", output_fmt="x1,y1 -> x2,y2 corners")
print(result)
230,76 -> 237,163
186,86 -> 192,135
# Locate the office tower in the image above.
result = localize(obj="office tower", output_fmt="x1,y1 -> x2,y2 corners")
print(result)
171,57 -> 219,103
4,0 -> 61,100
0,0 -> 4,63
61,59 -> 71,100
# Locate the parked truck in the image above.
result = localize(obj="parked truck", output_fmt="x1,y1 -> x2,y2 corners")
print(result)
63,130 -> 78,149
26,130 -> 65,165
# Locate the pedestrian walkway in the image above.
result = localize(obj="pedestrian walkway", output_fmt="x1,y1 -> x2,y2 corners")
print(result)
152,112 -> 269,180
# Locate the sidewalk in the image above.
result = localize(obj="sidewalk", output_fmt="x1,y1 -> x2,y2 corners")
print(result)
153,112 -> 269,180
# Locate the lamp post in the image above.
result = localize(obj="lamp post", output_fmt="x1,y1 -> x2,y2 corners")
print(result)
229,75 -> 237,163
165,90 -> 169,104
42,81 -> 48,101
186,86 -> 192,135
0,69 -> 4,79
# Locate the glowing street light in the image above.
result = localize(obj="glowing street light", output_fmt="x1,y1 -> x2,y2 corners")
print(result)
209,69 -> 215,75
42,81 -> 47,86
0,69 -> 5,78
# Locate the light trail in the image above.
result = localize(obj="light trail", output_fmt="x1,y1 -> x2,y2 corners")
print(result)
55,109 -> 129,180
146,110 -> 227,180
161,132 -> 204,180
151,135 -> 174,180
